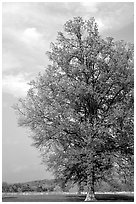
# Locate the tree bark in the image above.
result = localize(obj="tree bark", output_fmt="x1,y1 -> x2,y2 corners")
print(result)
85,176 -> 96,201
85,148 -> 97,201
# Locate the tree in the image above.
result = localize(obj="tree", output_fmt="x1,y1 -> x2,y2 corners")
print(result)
13,17 -> 134,201
2,182 -> 9,192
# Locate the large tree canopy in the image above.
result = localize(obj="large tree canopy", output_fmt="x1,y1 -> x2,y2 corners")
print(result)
14,17 -> 134,201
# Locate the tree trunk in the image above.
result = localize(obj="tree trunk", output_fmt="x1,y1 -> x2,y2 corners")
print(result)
85,149 -> 97,201
85,172 -> 96,201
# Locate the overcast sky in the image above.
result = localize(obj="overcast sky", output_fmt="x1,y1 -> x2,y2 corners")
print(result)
2,2 -> 134,183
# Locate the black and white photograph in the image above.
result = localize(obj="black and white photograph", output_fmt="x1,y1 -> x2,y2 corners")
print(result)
2,1 -> 134,202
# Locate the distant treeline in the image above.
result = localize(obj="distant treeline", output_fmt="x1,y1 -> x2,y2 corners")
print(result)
2,177 -> 134,193
2,179 -> 66,193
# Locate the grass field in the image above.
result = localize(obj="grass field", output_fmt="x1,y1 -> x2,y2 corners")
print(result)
2,192 -> 134,202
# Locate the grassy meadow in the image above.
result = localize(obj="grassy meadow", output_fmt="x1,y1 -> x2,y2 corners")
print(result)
2,192 -> 134,202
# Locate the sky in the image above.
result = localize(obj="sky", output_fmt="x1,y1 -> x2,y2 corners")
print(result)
2,2 -> 134,184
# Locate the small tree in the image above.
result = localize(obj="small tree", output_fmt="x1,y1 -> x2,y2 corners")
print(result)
2,182 -> 9,192
14,17 -> 134,201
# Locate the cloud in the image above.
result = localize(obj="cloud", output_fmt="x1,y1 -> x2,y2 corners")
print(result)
3,26 -> 48,75
21,27 -> 43,46
79,2 -> 134,34
96,2 -> 134,32
2,73 -> 30,97
80,2 -> 98,13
